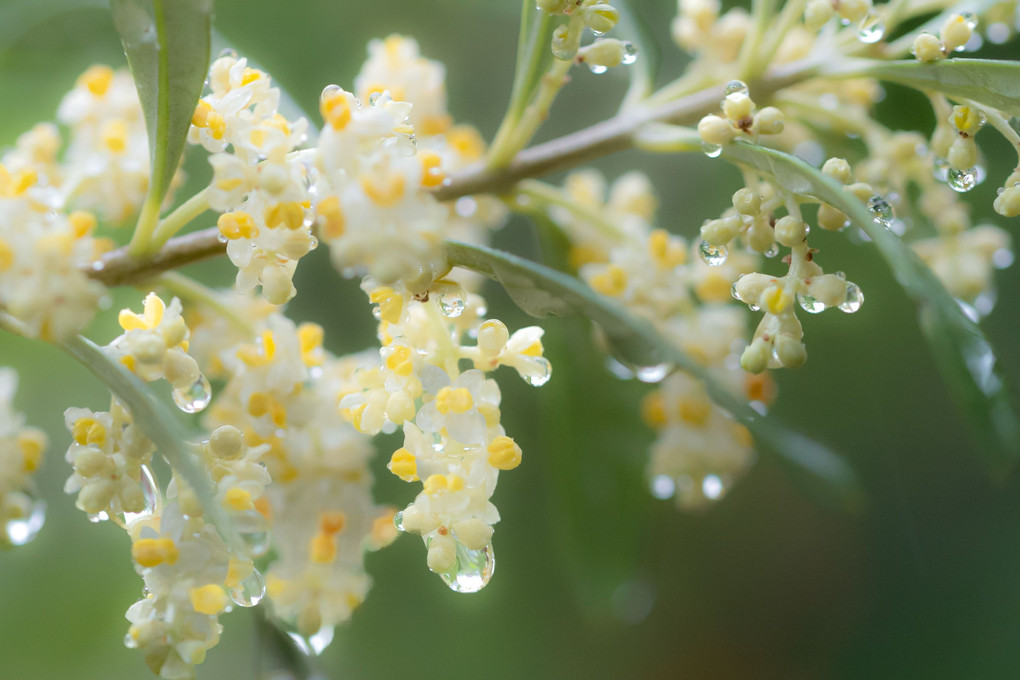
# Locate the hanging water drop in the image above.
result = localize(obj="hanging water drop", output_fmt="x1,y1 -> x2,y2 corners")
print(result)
867,195 -> 894,228
635,363 -> 672,383
621,42 -> 638,65
724,80 -> 749,96
88,510 -> 110,523
123,465 -> 160,524
947,167 -> 978,192
839,282 -> 864,313
960,12 -> 979,29
217,48 -> 238,60
587,63 -> 609,75
521,358 -> 552,387
393,510 -> 406,532
763,242 -> 780,258
698,240 -> 728,266
439,291 -> 466,318
320,84 -> 342,103
288,626 -> 335,656
172,375 -> 212,414
4,492 -> 45,546
857,13 -> 885,42
368,91 -> 382,105
702,142 -> 723,158
797,294 -> 827,314
440,540 -> 496,593
230,569 -> 266,607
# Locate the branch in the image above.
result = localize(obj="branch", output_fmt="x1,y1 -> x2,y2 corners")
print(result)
85,59 -> 820,287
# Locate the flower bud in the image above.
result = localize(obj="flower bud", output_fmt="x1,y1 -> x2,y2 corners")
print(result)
427,532 -> 457,573
552,23 -> 583,60
732,188 -> 762,215
755,107 -> 785,135
817,203 -> 848,231
775,335 -> 807,368
821,157 -> 852,184
262,265 -> 296,305
453,518 -> 493,551
537,0 -> 570,13
804,0 -> 835,31
732,273 -> 774,306
578,39 -> 627,69
209,425 -> 244,460
700,215 -> 742,245
948,137 -> 977,170
723,92 -> 755,122
774,215 -> 808,247
477,319 -> 509,353
740,339 -> 772,374
911,32 -> 944,62
163,351 -> 200,389
698,115 -> 736,146
582,4 -> 620,34
807,274 -> 848,307
994,184 -> 1020,218
941,14 -> 972,52
837,0 -> 871,23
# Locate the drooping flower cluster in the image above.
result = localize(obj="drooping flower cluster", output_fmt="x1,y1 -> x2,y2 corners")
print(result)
0,368 -> 47,547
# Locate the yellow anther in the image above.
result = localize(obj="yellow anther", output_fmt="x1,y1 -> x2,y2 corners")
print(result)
369,287 -> 404,324
360,172 -> 406,207
649,229 -> 686,268
423,473 -> 465,495
435,386 -> 474,415
206,111 -> 226,140
447,126 -> 485,160
223,488 -> 254,512
419,151 -> 445,188
695,271 -> 733,304
264,202 -> 305,230
309,532 -> 337,563
241,67 -> 264,85
225,557 -> 252,588
18,430 -> 46,472
192,100 -> 213,127
952,105 -> 982,135
520,339 -> 544,357
348,403 -> 368,431
189,584 -> 227,615
589,265 -> 628,297
237,330 -> 276,366
68,211 -> 97,239
298,323 -> 324,367
132,538 -> 179,567
388,448 -> 418,482
678,399 -> 711,426
421,114 -> 452,136
487,436 -> 522,470
316,196 -> 346,239
247,392 -> 271,417
385,345 -> 415,377
79,65 -> 114,97
0,238 -> 13,272
101,119 -> 128,154
118,293 -> 166,331
120,354 -> 137,373
320,91 -> 352,130
764,286 -> 793,314
319,511 -> 347,535
250,127 -> 268,149
745,372 -> 777,405
268,114 -> 290,136
72,417 -> 106,447
254,495 -> 272,520
217,211 -> 256,240
12,168 -> 37,195
641,391 -> 667,428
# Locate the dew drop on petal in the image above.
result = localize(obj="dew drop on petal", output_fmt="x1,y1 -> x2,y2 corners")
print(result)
440,540 -> 496,593
439,292 -> 466,318
230,569 -> 266,607
288,626 -> 335,656
320,84 -> 342,103
88,510 -> 110,523
635,363 -> 672,383
947,167 -> 978,192
698,240 -> 728,266
724,80 -> 749,96
798,294 -> 827,314
839,282 -> 864,313
587,63 -> 609,75
764,242 -> 780,258
123,465 -> 160,524
867,194 -> 894,228
621,42 -> 638,65
993,248 -> 1014,269
702,142 -> 723,158
218,48 -> 238,59
522,357 -> 552,386
605,356 -> 636,380
4,492 -> 45,546
857,13 -> 885,42
172,375 -> 212,414
960,12 -> 979,30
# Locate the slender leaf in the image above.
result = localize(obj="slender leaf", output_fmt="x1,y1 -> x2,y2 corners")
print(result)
60,334 -> 238,545
616,0 -> 659,109
111,0 -> 211,242
721,141 -> 1020,478
445,240 -> 864,511
839,59 -> 1020,116
507,0 -> 557,124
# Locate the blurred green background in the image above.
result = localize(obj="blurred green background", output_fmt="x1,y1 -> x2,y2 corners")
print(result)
2,0 -> 1020,678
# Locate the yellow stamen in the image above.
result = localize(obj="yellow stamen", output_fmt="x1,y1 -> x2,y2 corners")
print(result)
132,538 -> 179,567
360,172 -> 406,207
223,488 -> 254,512
189,584 -> 227,615
316,196 -> 346,239
264,202 -> 305,230
435,386 -> 473,415
388,448 -> 418,482
79,65 -> 114,97
487,436 -> 522,470
217,211 -> 256,240
419,151 -> 445,188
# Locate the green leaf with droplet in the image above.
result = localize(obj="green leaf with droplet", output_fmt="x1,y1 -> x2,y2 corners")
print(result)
60,334 -> 238,545
110,0 -> 211,254
842,59 -> 1020,117
445,240 -> 864,512
720,140 -> 1020,479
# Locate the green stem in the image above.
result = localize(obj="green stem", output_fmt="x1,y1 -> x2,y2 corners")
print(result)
756,0 -> 808,72
150,187 -> 212,251
155,271 -> 252,334
972,101 -> 1020,165
515,179 -> 626,241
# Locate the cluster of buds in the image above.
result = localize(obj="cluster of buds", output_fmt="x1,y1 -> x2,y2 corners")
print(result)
0,369 -> 47,547
698,84 -> 785,151
911,13 -> 978,62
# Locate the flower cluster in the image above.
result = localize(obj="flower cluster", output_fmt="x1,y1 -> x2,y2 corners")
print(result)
0,369 -> 47,547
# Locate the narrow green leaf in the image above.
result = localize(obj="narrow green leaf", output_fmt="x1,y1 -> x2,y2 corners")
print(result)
507,1 -> 557,123
59,334 -> 238,545
445,240 -> 864,511
720,141 -> 1020,477
111,0 -> 211,250
616,0 -> 659,109
840,59 -> 1020,116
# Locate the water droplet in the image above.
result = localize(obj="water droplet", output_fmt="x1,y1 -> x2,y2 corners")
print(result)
217,48 -> 238,60
287,626 -> 335,656
867,194 -> 894,228
320,84 -> 342,103
698,240 -> 728,266
702,142 -> 722,158
730,281 -> 740,300
839,282 -> 864,313
230,568 -> 266,607
522,358 -> 552,387
724,80 -> 749,96
172,375 -> 212,413
587,63 -> 609,75
764,242 -> 780,258
4,493 -> 45,546
650,474 -> 676,499
368,91 -> 382,105
798,294 -> 827,314
123,465 -> 159,524
88,510 -> 110,523
857,13 -> 885,42
216,234 -> 229,244
307,236 -> 318,250
635,363 -> 672,383
393,510 -> 406,531
439,292 -> 466,318
932,156 -> 950,182
947,167 -> 978,192
961,12 -> 979,29
605,357 -> 635,380
439,540 -> 495,593
621,42 -> 638,65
